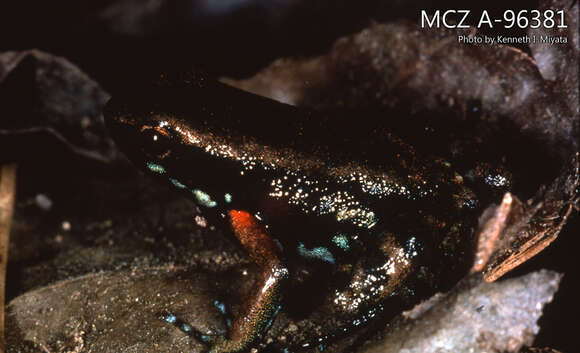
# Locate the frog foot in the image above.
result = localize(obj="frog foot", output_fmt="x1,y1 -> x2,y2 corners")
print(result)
211,210 -> 290,352
163,210 -> 288,353
160,263 -> 286,352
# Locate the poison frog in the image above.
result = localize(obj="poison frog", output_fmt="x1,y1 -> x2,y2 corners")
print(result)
104,72 -> 508,352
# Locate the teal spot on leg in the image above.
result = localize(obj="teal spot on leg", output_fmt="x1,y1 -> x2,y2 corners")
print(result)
163,313 -> 177,323
224,193 -> 232,203
213,300 -> 232,327
200,334 -> 212,343
297,243 -> 335,264
214,300 -> 227,315
146,162 -> 165,174
332,233 -> 350,251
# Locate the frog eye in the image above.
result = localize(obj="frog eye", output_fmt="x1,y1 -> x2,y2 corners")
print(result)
140,127 -> 173,160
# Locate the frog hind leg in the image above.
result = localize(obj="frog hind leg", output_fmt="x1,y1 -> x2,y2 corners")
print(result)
209,210 -> 288,353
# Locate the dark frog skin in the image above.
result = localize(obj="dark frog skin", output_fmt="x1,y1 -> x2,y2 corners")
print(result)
104,73 -> 504,352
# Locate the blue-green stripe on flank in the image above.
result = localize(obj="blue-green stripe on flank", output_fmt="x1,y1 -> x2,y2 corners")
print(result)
146,162 -> 166,174
297,243 -> 335,264
169,178 -> 187,189
193,189 -> 217,208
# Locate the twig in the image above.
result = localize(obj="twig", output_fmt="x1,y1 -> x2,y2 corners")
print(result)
0,163 -> 17,352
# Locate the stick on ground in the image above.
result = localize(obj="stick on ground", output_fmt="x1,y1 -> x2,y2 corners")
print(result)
0,163 -> 17,352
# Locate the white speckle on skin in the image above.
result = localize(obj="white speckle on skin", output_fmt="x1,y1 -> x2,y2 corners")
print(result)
61,221 -> 71,231
195,215 -> 207,227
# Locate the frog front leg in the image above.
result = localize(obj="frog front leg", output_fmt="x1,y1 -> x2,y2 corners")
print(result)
208,210 -> 288,353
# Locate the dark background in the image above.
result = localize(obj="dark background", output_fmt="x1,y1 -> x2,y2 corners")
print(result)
1,0 -> 576,351
0,0 -> 540,90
